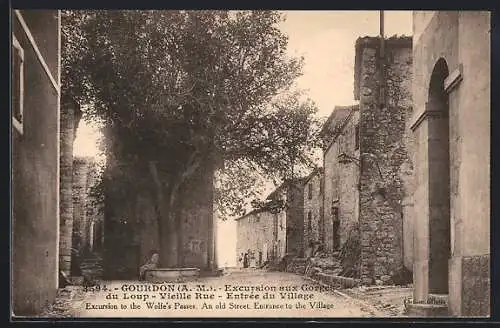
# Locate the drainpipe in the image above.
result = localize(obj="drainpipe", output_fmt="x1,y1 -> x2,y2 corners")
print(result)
379,10 -> 386,108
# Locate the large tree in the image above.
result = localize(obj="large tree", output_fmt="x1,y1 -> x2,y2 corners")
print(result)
62,10 -> 322,266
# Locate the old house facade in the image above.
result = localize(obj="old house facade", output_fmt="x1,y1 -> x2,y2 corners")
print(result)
354,36 -> 414,284
410,11 -> 490,317
11,10 -> 61,315
267,179 -> 307,256
321,105 -> 360,253
303,168 -> 324,248
235,209 -> 286,268
235,177 -> 312,265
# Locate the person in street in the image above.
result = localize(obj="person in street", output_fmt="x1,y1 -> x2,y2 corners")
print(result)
139,250 -> 159,280
238,253 -> 244,267
243,252 -> 249,268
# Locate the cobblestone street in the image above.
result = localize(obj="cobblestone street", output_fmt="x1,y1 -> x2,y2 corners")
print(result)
49,269 -> 391,318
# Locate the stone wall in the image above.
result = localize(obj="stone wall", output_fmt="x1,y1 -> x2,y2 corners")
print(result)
177,162 -> 215,269
286,184 -> 305,256
59,97 -> 82,276
303,170 -> 323,248
11,10 -> 60,315
355,36 -> 413,284
72,158 -> 91,260
236,210 -> 280,267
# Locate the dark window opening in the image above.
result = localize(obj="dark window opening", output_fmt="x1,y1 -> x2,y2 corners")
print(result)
355,124 -> 360,150
307,211 -> 312,231
308,183 -> 312,199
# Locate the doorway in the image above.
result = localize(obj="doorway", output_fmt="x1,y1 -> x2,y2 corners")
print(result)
427,58 -> 451,294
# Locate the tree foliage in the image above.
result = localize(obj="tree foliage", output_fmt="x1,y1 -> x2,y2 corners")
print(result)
62,10 -> 322,224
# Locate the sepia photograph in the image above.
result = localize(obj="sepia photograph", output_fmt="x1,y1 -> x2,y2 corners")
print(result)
10,9 -> 490,319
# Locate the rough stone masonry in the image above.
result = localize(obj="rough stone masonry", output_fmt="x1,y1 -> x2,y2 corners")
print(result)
354,36 -> 414,285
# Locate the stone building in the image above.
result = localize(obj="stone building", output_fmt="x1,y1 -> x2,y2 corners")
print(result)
267,178 -> 307,256
59,96 -> 82,277
235,208 -> 286,267
410,11 -> 490,317
320,105 -> 360,253
302,168 -> 324,248
353,35 -> 414,284
103,158 -> 217,279
11,10 -> 61,315
71,156 -> 104,275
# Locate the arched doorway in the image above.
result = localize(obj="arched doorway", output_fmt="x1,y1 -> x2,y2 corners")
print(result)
427,58 -> 451,294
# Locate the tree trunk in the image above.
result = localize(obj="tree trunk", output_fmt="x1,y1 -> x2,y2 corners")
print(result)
149,152 -> 201,268
149,162 -> 176,267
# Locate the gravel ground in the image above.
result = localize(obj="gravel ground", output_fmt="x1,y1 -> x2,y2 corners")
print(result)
341,285 -> 413,317
39,286 -> 86,318
43,270 -> 379,318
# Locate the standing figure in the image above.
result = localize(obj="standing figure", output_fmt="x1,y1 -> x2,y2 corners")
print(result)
243,252 -> 249,268
139,250 -> 160,280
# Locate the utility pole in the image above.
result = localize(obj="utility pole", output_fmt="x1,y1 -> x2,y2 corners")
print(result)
379,10 -> 386,108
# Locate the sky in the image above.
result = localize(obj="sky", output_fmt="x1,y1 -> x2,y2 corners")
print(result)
72,10 -> 413,267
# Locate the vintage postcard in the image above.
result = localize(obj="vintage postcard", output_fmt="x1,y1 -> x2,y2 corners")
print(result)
10,10 -> 490,319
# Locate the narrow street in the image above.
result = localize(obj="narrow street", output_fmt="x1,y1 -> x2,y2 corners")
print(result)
64,269 -> 383,318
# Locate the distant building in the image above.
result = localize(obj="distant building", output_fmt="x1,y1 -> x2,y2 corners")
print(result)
411,11 -> 490,317
302,168 -> 324,248
11,10 -> 61,315
267,178 -> 307,257
235,208 -> 285,268
235,177 -> 312,266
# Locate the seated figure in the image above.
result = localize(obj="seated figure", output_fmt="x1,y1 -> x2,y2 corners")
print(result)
139,250 -> 159,280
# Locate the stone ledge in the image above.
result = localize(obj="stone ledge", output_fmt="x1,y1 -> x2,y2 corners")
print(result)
404,301 -> 449,317
314,272 -> 361,289
145,268 -> 200,283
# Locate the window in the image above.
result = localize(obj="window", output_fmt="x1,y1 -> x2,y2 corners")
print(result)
319,179 -> 324,194
308,183 -> 312,200
12,34 -> 24,134
307,211 -> 312,231
355,124 -> 360,150
331,205 -> 338,217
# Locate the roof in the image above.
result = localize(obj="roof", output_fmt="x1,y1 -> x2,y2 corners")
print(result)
354,35 -> 412,100
266,177 -> 309,200
320,105 -> 359,154
302,167 -> 323,185
319,105 -> 358,137
234,208 -> 266,221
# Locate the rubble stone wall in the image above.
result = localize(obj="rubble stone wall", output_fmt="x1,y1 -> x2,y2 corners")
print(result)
356,37 -> 414,284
